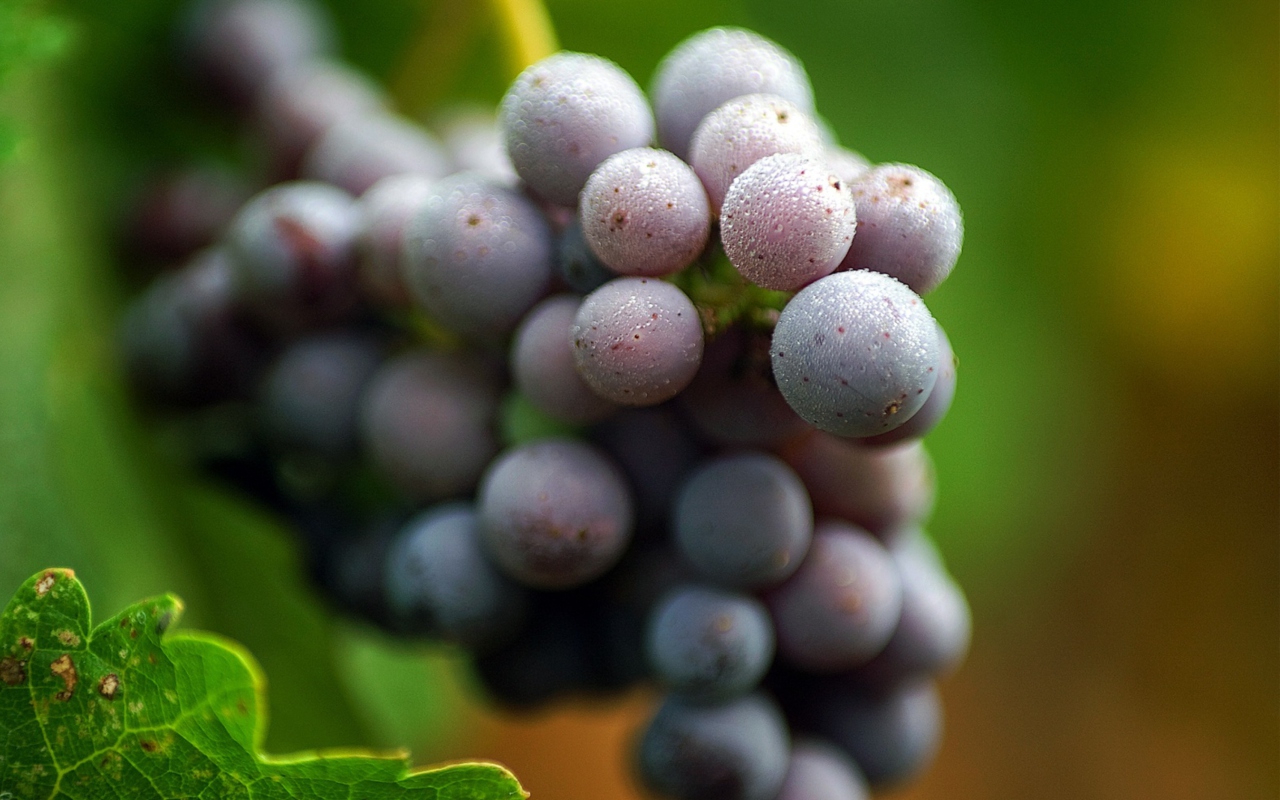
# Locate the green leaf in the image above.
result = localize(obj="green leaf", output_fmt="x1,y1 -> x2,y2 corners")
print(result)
0,568 -> 527,800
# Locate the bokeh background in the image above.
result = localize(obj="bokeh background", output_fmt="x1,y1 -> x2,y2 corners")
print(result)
1,0 -> 1276,798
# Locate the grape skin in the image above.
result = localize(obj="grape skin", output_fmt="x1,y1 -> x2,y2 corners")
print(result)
591,407 -> 705,533
720,153 -> 856,291
255,60 -> 386,172
512,295 -> 619,425
301,113 -> 451,196
827,147 -> 872,185
499,52 -> 654,206
645,585 -> 776,700
770,271 -> 941,438
580,148 -> 710,278
355,173 -> 434,310
861,323 -> 957,446
778,739 -> 870,800
571,277 -> 704,406
651,27 -> 814,160
556,219 -> 616,294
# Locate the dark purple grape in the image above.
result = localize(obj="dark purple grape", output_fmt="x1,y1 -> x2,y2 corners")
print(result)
646,585 -> 775,701
838,164 -> 963,295
477,439 -> 634,589
651,27 -> 814,160
512,295 -> 619,425
471,598 -> 594,708
766,521 -> 903,672
778,739 -> 870,800
255,60 -> 386,174
592,406 -> 705,533
674,452 -> 813,589
355,173 -> 434,310
861,323 -> 957,446
637,692 -> 791,800
123,165 -> 251,264
301,113 -> 451,196
556,219 -> 616,294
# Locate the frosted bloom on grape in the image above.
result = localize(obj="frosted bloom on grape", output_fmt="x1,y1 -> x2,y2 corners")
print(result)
580,148 -> 710,277
512,295 -> 619,425
689,94 -> 825,213
771,271 -> 940,438
355,173 -> 434,310
839,164 -> 963,295
827,146 -> 872,184
861,323 -> 957,446
499,52 -> 654,206
651,27 -> 814,160
721,153 -> 856,291
435,107 -> 519,187
571,278 -> 703,406
301,113 -> 450,196
402,173 -> 553,339
256,60 -> 386,170
778,740 -> 871,800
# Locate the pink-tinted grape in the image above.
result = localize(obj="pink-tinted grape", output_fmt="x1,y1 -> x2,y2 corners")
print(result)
801,681 -> 942,788
301,113 -> 450,196
123,165 -> 251,264
720,153 -> 855,291
861,323 -> 957,446
770,271 -> 940,438
839,164 -> 963,295
579,148 -> 710,277
651,27 -> 814,160
571,278 -> 704,406
436,107 -> 519,187
255,60 -> 386,174
827,147 -> 872,184
512,295 -> 619,425
499,52 -> 654,205
645,585 -> 775,700
355,173 -> 433,310
778,739 -> 870,800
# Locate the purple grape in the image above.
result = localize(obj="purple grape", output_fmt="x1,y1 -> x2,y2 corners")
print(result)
556,219 -> 615,294
255,60 -> 386,174
827,147 -> 872,184
477,439 -> 634,589
436,107 -> 519,187
571,277 -> 704,406
355,173 -> 434,310
123,165 -> 251,264
579,148 -> 710,277
838,164 -> 963,295
358,350 -> 502,501
777,433 -> 935,537
592,407 -> 705,533
301,113 -> 451,196
512,295 -> 619,425
651,27 -> 814,160
861,323 -> 957,446
646,585 -> 775,700
689,94 -> 825,213
766,521 -> 903,672
770,271 -> 941,438
402,173 -> 554,339
499,52 -> 654,205
384,503 -> 527,649
778,739 -> 870,800
471,596 -> 595,707
720,153 -> 856,291
674,452 -> 813,589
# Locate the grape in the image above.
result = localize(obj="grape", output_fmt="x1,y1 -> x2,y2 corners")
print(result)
689,94 -> 825,213
224,180 -> 361,330
477,438 -> 634,589
435,107 -> 519,187
680,326 -> 809,447
311,515 -> 399,626
402,173 -> 554,339
827,147 -> 871,184
499,52 -> 654,206
638,692 -> 791,800
256,60 -> 386,173
778,739 -> 870,800
720,153 -> 856,291
673,452 -> 812,588
766,521 -> 903,671
258,332 -> 383,457
592,407 -> 705,533
384,503 -> 527,649
861,323 -> 957,446
770,271 -> 941,438
556,219 -> 615,294
358,350 -> 502,501
777,433 -> 935,536
838,164 -> 963,295
579,148 -> 710,277
571,277 -> 704,406
355,173 -> 434,310
301,113 -> 451,196
512,295 -> 619,425
123,165 -> 250,264
651,27 -> 814,160
646,585 -> 775,700
471,597 -> 594,708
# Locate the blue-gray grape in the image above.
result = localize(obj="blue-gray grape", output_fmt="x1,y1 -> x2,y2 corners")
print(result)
778,739 -> 870,800
556,219 -> 616,294
770,271 -> 941,438
591,407 -> 705,533
435,107 -> 519,187
645,585 -> 775,700
301,112 -> 450,196
862,323 -> 957,447
256,60 -> 386,172
355,173 -> 434,310
512,295 -> 619,425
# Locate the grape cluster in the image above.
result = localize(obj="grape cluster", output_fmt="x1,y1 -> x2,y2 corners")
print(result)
122,2 -> 971,797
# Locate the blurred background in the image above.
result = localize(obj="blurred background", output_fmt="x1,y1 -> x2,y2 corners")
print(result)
0,0 -> 1275,798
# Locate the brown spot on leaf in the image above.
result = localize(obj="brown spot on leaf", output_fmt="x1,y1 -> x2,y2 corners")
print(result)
140,739 -> 158,753
1,657 -> 26,686
98,673 -> 120,700
35,572 -> 57,597
50,654 -> 77,701
19,637 -> 33,651
56,630 -> 80,647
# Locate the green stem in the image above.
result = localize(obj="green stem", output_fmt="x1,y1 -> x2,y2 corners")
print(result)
487,0 -> 559,78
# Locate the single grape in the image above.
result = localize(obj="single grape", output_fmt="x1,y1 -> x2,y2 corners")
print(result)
637,692 -> 791,800
778,739 -> 870,800
591,406 -> 705,533
123,165 -> 251,264
651,27 -> 814,160
674,452 -> 813,588
499,52 -> 654,205
255,60 -> 386,174
766,521 -> 903,671
646,585 -> 775,701
301,113 -> 451,196
358,350 -> 502,501
556,219 -> 616,294
827,147 -> 872,185
258,332 -> 383,457
512,295 -> 619,425
478,439 -> 634,589
770,271 -> 941,438
355,173 -> 434,310
777,433 -> 935,536
689,94 -> 825,213
579,148 -> 710,277
571,277 -> 704,406
402,173 -> 553,339
861,323 -> 957,446
384,503 -> 527,649
720,153 -> 856,291
838,164 -> 963,295
435,107 -> 519,187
